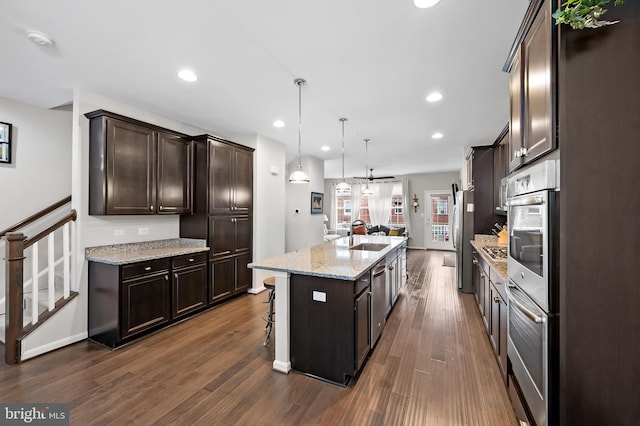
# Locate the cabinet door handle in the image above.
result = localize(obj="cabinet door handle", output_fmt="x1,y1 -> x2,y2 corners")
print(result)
472,259 -> 479,265
174,273 -> 178,280
150,205 -> 154,211
494,296 -> 500,303
188,258 -> 194,262
480,273 -> 486,278
159,205 -> 164,211
521,147 -> 528,156
165,275 -> 169,281
144,266 -> 152,271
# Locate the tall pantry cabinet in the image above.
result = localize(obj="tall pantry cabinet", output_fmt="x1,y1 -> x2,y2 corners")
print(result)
180,135 -> 254,305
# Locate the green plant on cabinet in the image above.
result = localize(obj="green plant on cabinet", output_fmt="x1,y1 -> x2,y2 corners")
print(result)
553,0 -> 625,29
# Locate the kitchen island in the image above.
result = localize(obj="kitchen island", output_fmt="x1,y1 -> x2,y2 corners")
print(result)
249,235 -> 407,384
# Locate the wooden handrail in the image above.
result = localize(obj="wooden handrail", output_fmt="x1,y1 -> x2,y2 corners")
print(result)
0,195 -> 72,238
24,210 -> 77,249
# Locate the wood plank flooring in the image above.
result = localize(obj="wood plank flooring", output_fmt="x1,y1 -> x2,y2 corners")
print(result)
0,250 -> 516,425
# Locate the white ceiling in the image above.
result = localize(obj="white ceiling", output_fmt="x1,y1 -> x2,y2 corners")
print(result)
0,0 -> 528,179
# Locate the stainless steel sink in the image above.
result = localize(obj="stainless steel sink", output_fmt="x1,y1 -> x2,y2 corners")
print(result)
349,243 -> 389,252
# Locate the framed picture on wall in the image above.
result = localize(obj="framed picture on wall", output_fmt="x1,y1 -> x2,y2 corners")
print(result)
0,121 -> 12,164
311,192 -> 324,214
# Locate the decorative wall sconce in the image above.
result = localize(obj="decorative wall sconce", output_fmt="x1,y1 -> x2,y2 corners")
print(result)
412,194 -> 419,212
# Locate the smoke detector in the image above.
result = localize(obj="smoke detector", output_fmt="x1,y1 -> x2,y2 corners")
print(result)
26,30 -> 55,47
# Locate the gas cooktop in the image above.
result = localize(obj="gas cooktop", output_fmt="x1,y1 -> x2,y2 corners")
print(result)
481,245 -> 508,261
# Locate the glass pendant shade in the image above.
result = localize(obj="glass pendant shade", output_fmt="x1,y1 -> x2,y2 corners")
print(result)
289,78 -> 309,183
336,181 -> 351,191
361,185 -> 374,196
289,166 -> 310,183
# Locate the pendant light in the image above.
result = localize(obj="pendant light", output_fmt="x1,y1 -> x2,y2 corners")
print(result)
336,118 -> 351,192
361,139 -> 374,196
289,78 -> 310,183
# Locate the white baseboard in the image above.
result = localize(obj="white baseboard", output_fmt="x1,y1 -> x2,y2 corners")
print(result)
272,360 -> 291,374
248,286 -> 267,295
21,331 -> 88,361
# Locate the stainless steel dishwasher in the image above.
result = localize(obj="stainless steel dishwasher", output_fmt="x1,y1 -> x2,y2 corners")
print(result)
370,259 -> 387,346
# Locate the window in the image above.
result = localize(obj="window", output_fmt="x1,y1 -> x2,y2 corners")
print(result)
389,195 -> 405,227
437,200 -> 448,215
336,189 -> 352,229
335,184 -> 405,229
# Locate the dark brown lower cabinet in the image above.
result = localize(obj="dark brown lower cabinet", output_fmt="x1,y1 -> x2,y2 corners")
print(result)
489,282 -> 508,380
472,249 -> 508,382
89,253 -> 207,348
121,272 -> 171,339
290,273 -> 371,386
210,258 -> 234,303
210,253 -> 252,304
172,253 -> 207,319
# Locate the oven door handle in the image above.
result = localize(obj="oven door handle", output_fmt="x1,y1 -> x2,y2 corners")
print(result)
507,195 -> 545,206
507,285 -> 545,324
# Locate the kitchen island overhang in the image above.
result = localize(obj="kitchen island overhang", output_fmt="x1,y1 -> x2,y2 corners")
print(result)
248,235 -> 407,379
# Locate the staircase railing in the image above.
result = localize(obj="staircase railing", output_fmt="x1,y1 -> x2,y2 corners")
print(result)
2,196 -> 77,364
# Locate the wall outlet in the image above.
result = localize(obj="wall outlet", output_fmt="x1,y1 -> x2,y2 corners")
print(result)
138,227 -> 149,235
113,229 -> 125,236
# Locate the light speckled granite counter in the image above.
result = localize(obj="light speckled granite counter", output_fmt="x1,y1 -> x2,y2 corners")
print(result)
470,239 -> 508,280
85,238 -> 208,265
248,235 -> 407,280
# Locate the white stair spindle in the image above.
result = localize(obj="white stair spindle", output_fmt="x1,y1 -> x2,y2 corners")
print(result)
31,242 -> 39,325
63,222 -> 70,298
48,233 -> 55,311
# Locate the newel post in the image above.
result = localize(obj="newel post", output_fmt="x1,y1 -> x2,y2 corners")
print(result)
4,232 -> 26,365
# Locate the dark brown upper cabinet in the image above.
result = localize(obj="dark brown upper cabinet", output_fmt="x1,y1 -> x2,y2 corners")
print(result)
208,139 -> 253,214
86,110 -> 192,215
507,0 -> 556,172
492,125 -> 509,215
157,131 -> 192,214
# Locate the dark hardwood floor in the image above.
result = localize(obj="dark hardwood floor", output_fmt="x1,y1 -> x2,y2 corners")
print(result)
0,250 -> 516,425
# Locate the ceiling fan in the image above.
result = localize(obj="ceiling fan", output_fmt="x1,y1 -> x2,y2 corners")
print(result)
354,168 -> 395,181
353,139 -> 395,181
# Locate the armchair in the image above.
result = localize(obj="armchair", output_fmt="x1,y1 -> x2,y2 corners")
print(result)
323,223 -> 341,241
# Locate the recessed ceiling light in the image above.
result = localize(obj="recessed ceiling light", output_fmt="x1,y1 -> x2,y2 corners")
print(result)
178,69 -> 198,82
273,120 -> 285,128
414,0 -> 441,8
26,30 -> 55,47
432,132 -> 444,139
426,92 -> 443,102
321,145 -> 331,152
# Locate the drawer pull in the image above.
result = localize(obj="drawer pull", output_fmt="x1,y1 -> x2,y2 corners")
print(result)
144,266 -> 152,271
189,258 -> 194,262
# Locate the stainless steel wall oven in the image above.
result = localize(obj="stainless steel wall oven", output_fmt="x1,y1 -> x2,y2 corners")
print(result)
506,159 -> 559,426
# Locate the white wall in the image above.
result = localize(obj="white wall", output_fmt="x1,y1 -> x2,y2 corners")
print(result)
0,97 -> 72,313
285,155 -> 325,252
252,135 -> 286,291
0,97 -> 72,230
405,171 -> 461,250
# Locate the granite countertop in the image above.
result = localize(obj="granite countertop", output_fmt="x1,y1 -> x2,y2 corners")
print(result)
85,238 -> 209,265
470,239 -> 508,280
248,235 -> 407,280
